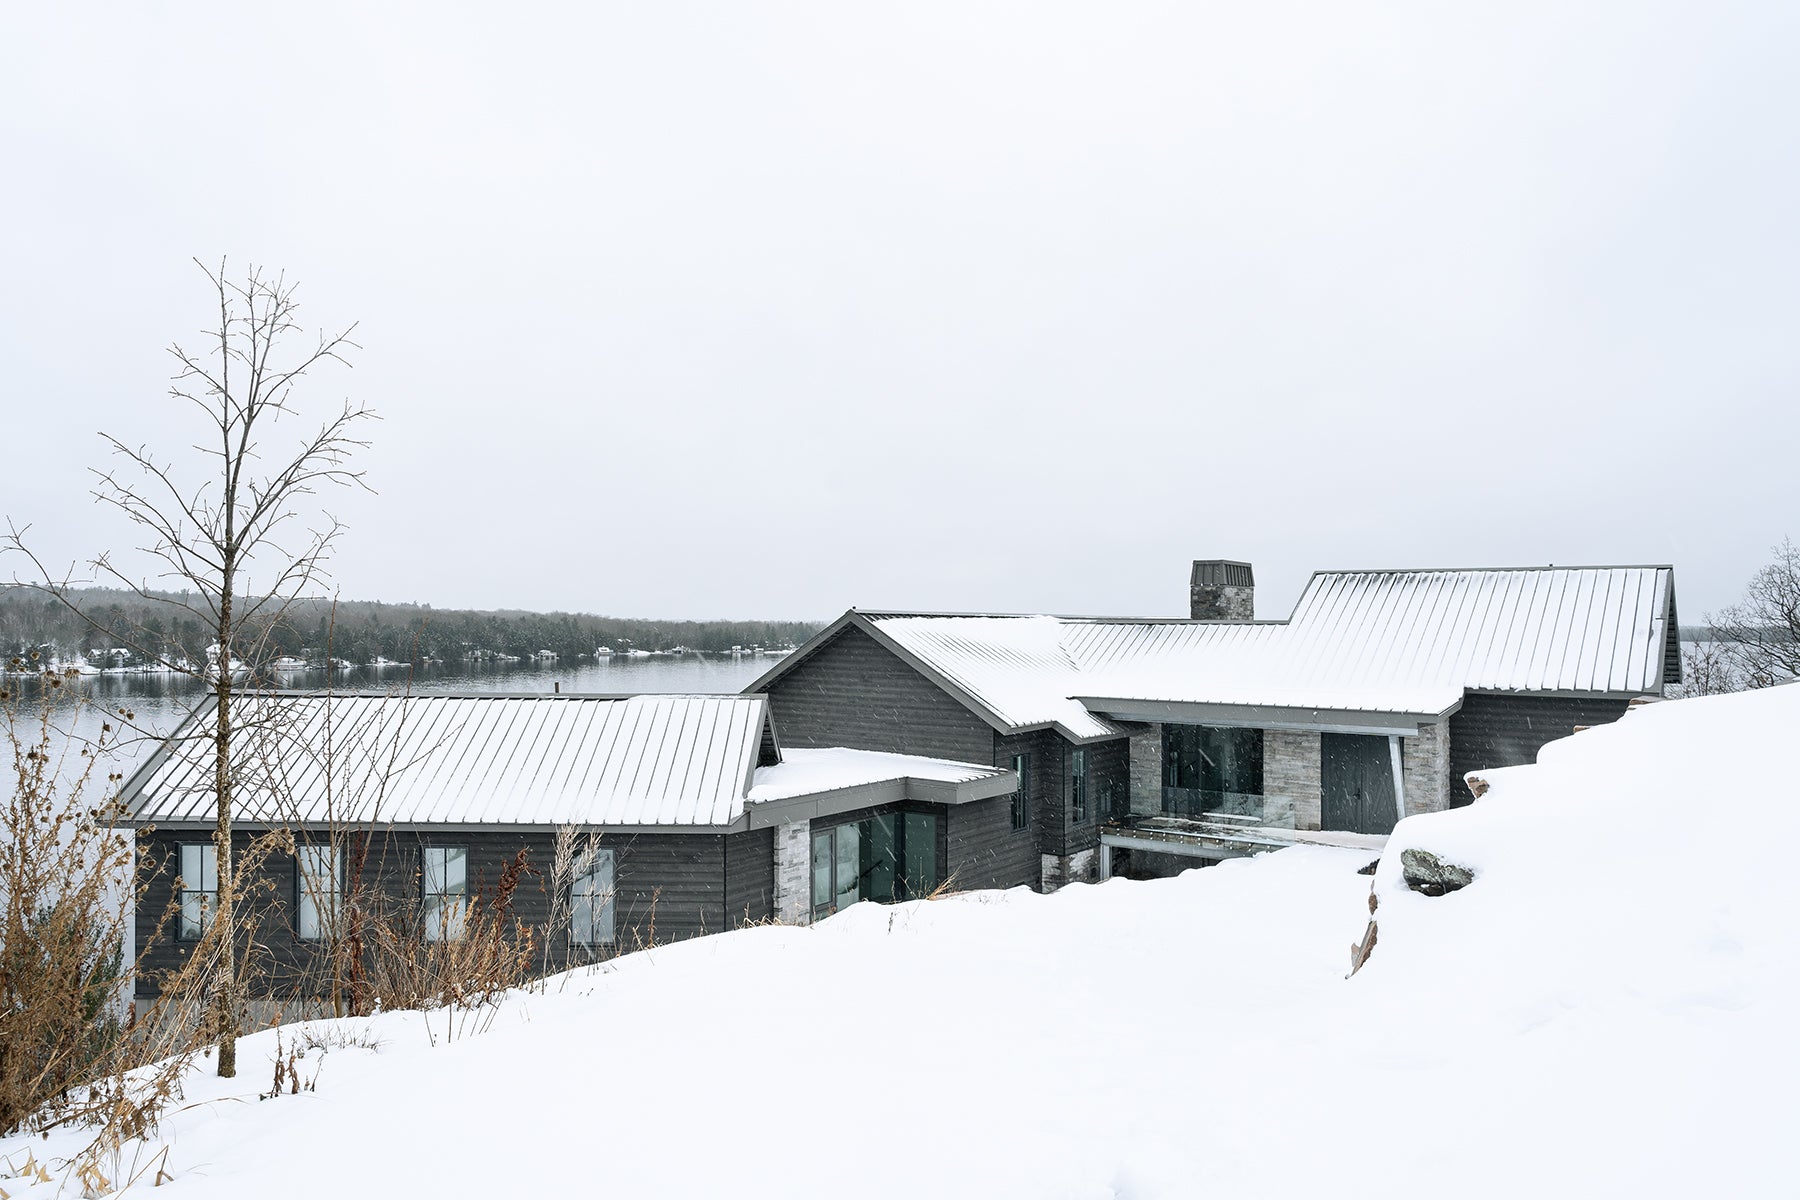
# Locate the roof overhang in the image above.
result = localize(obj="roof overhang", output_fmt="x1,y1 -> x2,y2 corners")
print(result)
742,768 -> 1019,830
1073,696 -> 1463,736
133,819 -> 750,835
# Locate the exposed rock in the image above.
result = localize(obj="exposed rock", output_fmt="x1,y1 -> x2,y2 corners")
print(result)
1347,917 -> 1378,977
1356,859 -> 1380,876
1400,848 -> 1475,897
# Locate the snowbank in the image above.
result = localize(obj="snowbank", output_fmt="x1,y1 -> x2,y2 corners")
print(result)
6,688 -> 1795,1198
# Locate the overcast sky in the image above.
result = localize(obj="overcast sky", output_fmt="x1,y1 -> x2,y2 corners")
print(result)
3,3 -> 1794,623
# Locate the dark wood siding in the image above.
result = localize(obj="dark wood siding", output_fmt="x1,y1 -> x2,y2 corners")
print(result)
723,827 -> 774,927
758,624 -> 994,762
1067,738 -> 1128,857
996,729 -> 1067,860
989,730 -> 1126,863
134,825 -> 736,999
610,832 -> 725,944
944,793 -> 1038,893
1447,692 -> 1633,807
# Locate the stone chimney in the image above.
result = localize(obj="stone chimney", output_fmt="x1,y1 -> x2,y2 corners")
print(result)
1190,560 -> 1255,621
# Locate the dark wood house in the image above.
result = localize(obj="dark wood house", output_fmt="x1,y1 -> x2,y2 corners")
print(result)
121,560 -> 1682,1015
747,562 -> 1682,885
121,692 -> 1014,1009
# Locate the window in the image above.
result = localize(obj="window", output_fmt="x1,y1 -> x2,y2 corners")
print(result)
1009,753 -> 1032,831
1163,725 -> 1265,818
178,843 -> 218,940
570,847 -> 616,947
810,811 -> 941,919
1100,776 -> 1128,823
421,846 -> 468,942
295,843 -> 342,941
1070,748 -> 1089,823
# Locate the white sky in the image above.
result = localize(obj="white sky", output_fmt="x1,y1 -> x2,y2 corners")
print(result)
3,3 -> 1795,622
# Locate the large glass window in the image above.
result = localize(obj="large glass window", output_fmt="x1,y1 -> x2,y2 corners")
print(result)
1008,753 -> 1032,831
1163,725 -> 1265,818
295,843 -> 342,941
570,847 -> 615,946
1070,748 -> 1090,823
178,843 -> 218,941
810,811 -> 941,919
421,846 -> 468,942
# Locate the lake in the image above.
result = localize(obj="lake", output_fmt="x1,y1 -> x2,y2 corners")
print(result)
9,654 -> 784,787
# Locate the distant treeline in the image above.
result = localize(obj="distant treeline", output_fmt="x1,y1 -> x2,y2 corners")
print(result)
0,587 -> 822,667
1678,625 -> 1792,643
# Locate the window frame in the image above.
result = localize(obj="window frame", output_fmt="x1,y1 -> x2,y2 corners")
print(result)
294,842 -> 343,942
810,809 -> 942,920
420,845 -> 469,943
569,846 -> 617,948
1008,752 -> 1032,831
177,842 -> 219,942
1070,747 -> 1090,824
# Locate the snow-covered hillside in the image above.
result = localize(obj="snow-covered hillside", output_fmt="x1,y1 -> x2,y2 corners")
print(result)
7,687 -> 1796,1198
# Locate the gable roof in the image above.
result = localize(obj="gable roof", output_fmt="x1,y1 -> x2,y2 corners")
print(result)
749,566 -> 1680,734
745,611 -> 1129,742
121,693 -> 777,828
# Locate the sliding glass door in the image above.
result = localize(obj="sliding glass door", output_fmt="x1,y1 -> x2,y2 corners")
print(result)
811,810 -> 941,919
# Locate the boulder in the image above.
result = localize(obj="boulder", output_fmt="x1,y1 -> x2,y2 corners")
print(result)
1400,848 -> 1475,896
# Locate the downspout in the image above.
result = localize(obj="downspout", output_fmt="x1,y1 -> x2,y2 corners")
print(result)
1388,735 -> 1407,824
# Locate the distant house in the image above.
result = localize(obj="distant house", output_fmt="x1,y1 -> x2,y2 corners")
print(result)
121,693 -> 1014,1009
747,561 -> 1681,886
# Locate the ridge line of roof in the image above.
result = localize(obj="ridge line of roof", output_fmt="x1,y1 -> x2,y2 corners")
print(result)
208,691 -> 762,701
1306,564 -> 1674,576
854,608 -> 1287,625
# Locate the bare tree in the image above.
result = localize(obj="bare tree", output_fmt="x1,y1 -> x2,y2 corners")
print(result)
1676,637 -> 1744,697
3,259 -> 374,1077
1709,537 -> 1800,690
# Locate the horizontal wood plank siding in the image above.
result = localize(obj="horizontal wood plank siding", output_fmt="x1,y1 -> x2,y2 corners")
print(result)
757,624 -> 994,763
723,827 -> 775,927
943,792 -> 1038,892
995,729 -> 1069,861
611,832 -> 726,945
134,826 -> 732,998
1447,693 -> 1633,807
1065,738 -> 1128,857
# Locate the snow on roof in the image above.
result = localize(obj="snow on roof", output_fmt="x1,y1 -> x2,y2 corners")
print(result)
123,693 -> 774,827
748,747 -> 1006,803
859,614 -> 1127,740
1083,566 -> 1677,711
824,567 -> 1676,728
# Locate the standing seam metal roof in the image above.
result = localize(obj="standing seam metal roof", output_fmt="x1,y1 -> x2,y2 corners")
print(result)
828,567 -> 1677,725
123,693 -> 772,827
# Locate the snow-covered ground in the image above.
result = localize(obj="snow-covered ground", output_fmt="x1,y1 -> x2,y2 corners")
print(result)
7,686 -> 1796,1197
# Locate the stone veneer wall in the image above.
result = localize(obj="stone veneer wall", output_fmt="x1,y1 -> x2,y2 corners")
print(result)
1041,849 -> 1099,891
1128,726 -> 1161,815
1264,730 -> 1323,830
1401,718 -> 1451,815
1189,585 -> 1255,621
772,819 -> 811,925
